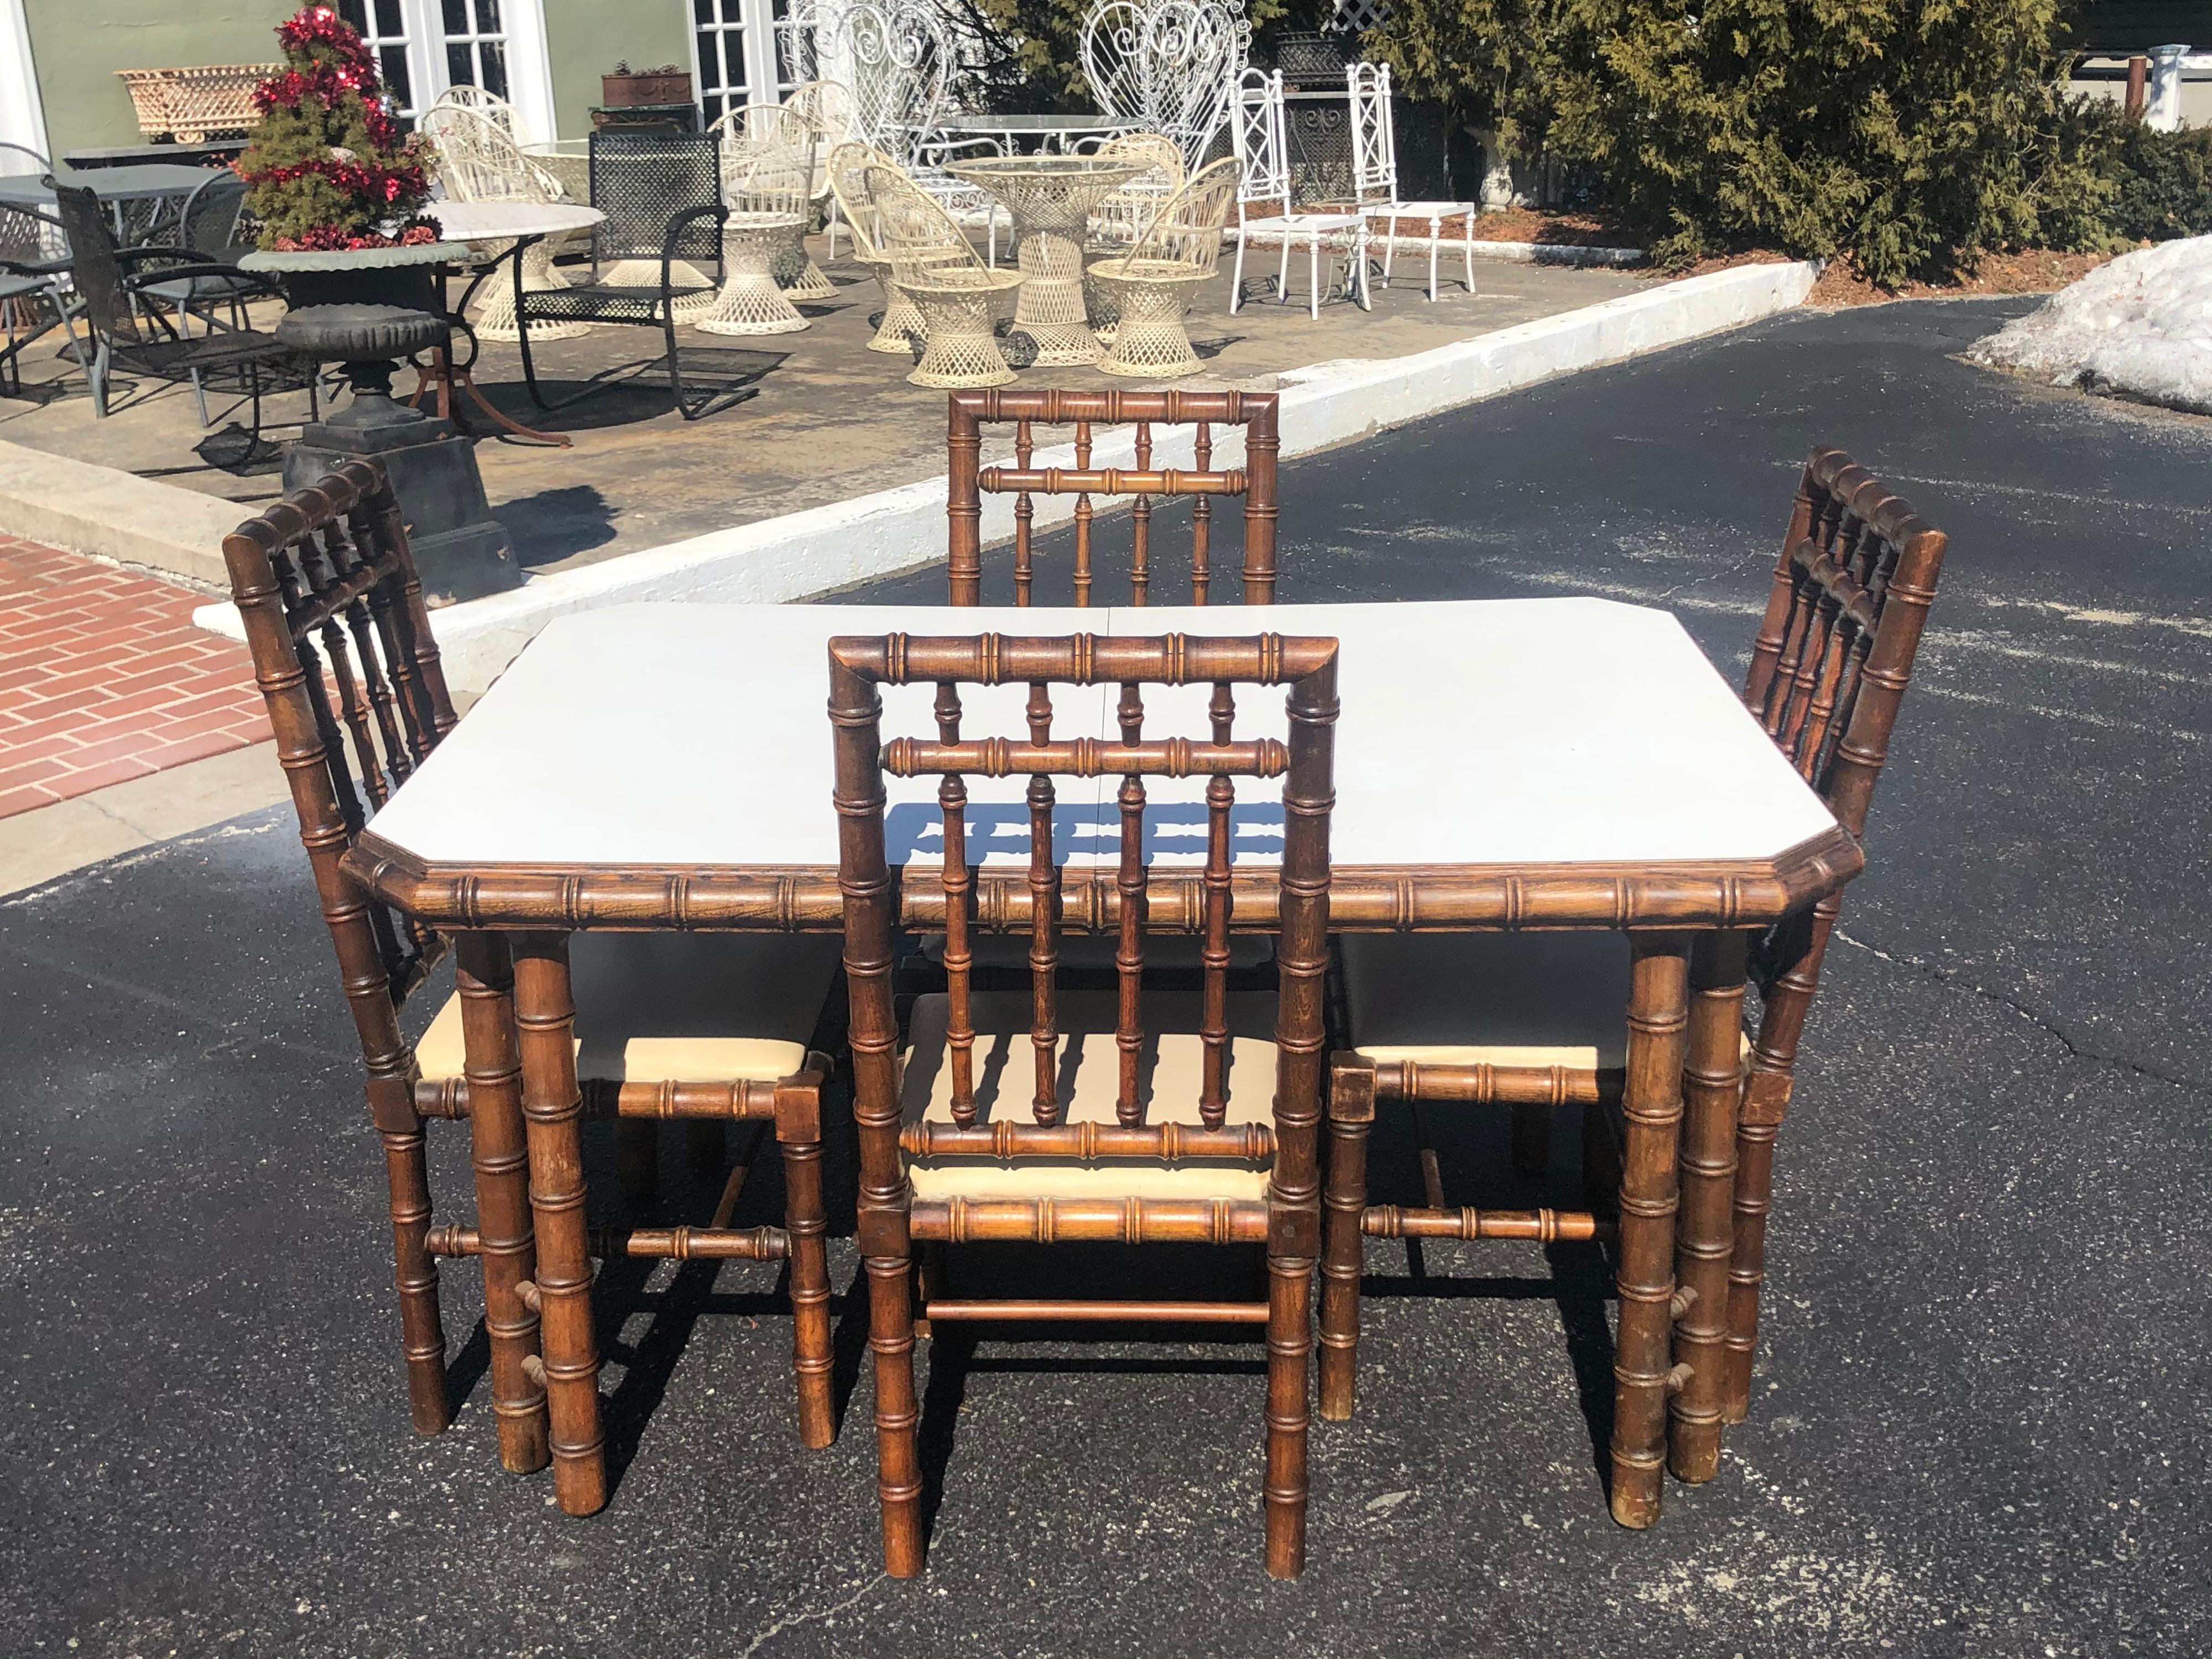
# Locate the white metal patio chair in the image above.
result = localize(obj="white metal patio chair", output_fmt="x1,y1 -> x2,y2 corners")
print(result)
712,102 -> 836,301
1227,68 -> 1369,319
1348,61 -> 1479,301
835,0 -> 1004,261
1079,0 -> 1251,173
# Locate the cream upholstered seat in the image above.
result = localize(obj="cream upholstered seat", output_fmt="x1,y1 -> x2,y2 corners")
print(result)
1343,931 -> 1631,1073
415,931 -> 843,1083
900,990 -> 1279,1201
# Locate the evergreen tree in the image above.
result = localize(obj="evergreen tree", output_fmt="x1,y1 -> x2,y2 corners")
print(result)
237,5 -> 436,251
1370,0 -> 2116,284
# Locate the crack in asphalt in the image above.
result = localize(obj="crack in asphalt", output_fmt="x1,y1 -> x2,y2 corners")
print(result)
1833,928 -> 2209,1099
737,1573 -> 889,1658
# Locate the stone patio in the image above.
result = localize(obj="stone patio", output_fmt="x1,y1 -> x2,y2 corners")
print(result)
0,239 -> 1648,576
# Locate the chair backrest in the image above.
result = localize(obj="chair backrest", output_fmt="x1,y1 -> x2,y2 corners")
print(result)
588,130 -> 723,263
1229,67 -> 1291,212
176,169 -> 251,256
1124,153 -> 1238,274
834,0 -> 951,166
712,101 -> 817,207
857,159 -> 982,272
1080,0 -> 1250,170
829,628 -> 1338,1141
946,387 -> 1280,607
1,140 -> 51,177
426,82 -> 517,134
1744,446 -> 1949,837
49,183 -> 139,346
778,0 -> 825,85
221,460 -> 460,1123
421,104 -> 565,204
1345,61 -> 1397,206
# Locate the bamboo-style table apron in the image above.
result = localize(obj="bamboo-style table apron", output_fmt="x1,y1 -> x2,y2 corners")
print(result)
342,596 -> 1861,1514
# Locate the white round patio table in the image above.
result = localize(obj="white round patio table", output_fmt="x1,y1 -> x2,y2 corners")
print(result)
432,199 -> 604,343
945,154 -> 1145,364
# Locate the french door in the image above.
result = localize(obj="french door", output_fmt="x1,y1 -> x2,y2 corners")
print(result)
336,0 -> 556,140
691,0 -> 802,127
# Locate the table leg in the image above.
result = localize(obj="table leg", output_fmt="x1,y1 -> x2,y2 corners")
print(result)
512,932 -> 607,1515
455,932 -> 551,1474
1669,930 -> 1750,1483
1006,221 -> 1102,366
1610,932 -> 1690,1528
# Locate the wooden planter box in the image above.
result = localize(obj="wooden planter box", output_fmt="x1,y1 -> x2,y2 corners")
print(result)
116,64 -> 278,143
602,70 -> 693,108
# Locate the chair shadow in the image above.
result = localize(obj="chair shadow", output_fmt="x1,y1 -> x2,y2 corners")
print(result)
1357,1102 -> 1621,1495
495,483 -> 619,566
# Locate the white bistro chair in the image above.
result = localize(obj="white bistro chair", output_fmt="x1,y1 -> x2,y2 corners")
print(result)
1348,61 -> 1479,301
1227,68 -> 1369,319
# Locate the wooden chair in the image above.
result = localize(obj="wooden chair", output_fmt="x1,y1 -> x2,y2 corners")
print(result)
830,628 -> 1340,1578
222,460 -> 844,1489
1319,446 -> 1949,1516
945,388 -> 1281,607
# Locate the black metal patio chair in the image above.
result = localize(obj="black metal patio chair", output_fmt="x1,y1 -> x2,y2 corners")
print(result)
510,130 -> 743,420
135,170 -> 259,336
49,181 -> 315,439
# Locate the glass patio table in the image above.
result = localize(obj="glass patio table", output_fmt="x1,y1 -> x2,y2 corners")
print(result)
933,113 -> 1138,153
0,161 -> 218,242
945,153 -> 1146,364
341,594 -> 1862,1532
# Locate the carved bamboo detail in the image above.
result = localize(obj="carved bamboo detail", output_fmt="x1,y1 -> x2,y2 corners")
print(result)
944,389 -> 1282,607
1668,930 -> 1749,1484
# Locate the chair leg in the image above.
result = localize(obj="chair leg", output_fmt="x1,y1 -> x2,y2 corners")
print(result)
866,1241 -> 925,1574
191,367 -> 211,427
1609,934 -> 1691,1528
1263,1213 -> 1314,1579
454,932 -> 551,1473
1725,893 -> 1835,1422
1318,1058 -> 1375,1421
512,933 -> 608,1516
1463,223 -> 1477,296
1230,233 -> 1248,315
1278,236 -> 1293,307
1307,237 -> 1320,320
1427,221 -> 1441,303
380,1118 -> 452,1435
1669,930 -> 1751,1484
1383,212 -> 1399,285
776,1076 -> 835,1450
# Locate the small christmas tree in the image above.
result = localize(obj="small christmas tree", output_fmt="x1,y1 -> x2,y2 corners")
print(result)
237,5 -> 438,252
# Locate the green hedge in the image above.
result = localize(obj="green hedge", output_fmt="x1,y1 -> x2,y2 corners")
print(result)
1369,0 -> 2129,286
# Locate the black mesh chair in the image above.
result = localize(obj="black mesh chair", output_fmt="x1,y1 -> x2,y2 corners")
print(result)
136,171 -> 258,335
50,182 -> 314,437
512,130 -> 738,419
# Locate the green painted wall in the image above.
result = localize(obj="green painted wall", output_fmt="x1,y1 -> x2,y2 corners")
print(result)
22,0 -> 294,158
540,0 -> 691,141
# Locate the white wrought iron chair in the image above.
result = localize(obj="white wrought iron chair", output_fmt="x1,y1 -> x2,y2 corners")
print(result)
1087,154 -> 1240,378
786,79 -> 857,256
1348,61 -> 1478,301
1084,129 -> 1186,252
425,82 -> 518,135
712,102 -> 836,300
418,103 -> 592,341
1079,0 -> 1251,172
835,0 -> 1004,262
860,160 -> 1024,388
1227,68 -> 1369,318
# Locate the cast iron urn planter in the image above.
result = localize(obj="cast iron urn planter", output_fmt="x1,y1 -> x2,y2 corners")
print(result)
244,243 -> 521,603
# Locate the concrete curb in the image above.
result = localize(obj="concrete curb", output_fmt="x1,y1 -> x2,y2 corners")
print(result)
192,259 -> 1818,691
0,438 -> 239,592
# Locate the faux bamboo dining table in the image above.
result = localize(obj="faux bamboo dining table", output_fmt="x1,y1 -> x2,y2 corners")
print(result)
341,594 -> 1861,1517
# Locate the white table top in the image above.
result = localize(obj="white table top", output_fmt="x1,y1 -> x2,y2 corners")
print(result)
429,200 -> 603,246
362,598 -> 1840,875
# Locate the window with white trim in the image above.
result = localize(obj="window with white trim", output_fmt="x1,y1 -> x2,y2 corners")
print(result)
692,0 -> 795,127
440,0 -> 511,102
338,0 -> 419,116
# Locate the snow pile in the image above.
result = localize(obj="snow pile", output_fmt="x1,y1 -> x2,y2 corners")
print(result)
1967,236 -> 2212,414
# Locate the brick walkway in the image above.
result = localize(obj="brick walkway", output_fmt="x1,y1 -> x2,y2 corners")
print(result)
0,536 -> 269,821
